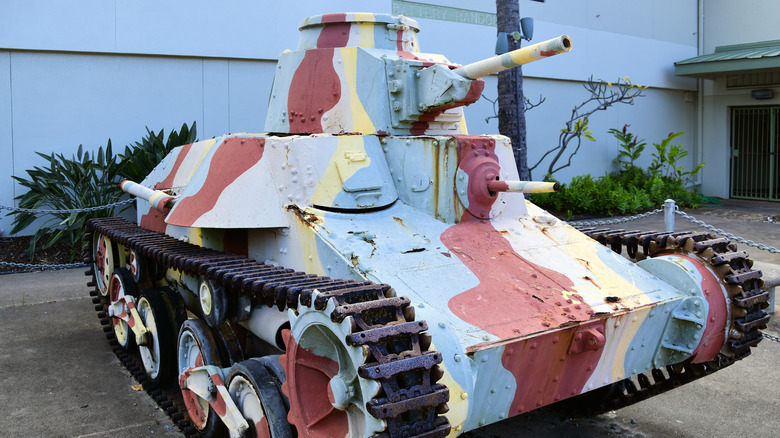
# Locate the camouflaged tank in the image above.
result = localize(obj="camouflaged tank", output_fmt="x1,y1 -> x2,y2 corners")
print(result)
85,12 -> 770,438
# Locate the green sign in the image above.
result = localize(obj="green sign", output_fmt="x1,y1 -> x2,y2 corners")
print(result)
391,0 -> 497,27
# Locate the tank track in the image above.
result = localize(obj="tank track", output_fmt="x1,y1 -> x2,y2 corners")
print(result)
83,217 -> 450,438
572,226 -> 770,412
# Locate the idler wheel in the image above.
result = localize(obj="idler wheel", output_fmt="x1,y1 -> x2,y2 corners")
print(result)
227,357 -> 293,438
280,293 -> 383,437
93,233 -> 116,296
137,289 -> 176,384
109,268 -> 137,349
177,319 -> 228,437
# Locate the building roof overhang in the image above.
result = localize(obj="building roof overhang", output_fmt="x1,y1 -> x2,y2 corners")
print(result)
675,40 -> 780,78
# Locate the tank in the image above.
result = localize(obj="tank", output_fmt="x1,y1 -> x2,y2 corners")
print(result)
85,12 -> 769,438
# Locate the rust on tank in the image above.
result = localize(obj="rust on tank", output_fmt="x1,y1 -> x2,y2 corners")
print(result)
575,257 -> 591,269
392,216 -> 408,229
540,227 -> 559,242
286,205 -> 323,227
583,275 -> 601,289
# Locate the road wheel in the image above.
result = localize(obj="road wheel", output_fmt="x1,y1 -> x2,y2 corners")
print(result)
109,268 -> 136,349
227,358 -> 293,438
137,289 -> 176,385
177,319 -> 228,438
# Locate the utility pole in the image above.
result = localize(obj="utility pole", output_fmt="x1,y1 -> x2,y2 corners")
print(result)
496,0 -> 529,180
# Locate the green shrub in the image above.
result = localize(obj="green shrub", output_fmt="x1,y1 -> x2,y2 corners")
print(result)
610,125 -> 646,173
649,132 -> 704,184
9,142 -> 126,261
118,121 -> 197,182
531,128 -> 704,218
8,122 -> 197,261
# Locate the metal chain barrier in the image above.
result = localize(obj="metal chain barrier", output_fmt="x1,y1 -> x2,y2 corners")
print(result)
764,332 -> 780,343
674,208 -> 780,254
566,208 -> 663,227
0,198 -> 134,214
1,199 -> 134,273
0,260 -> 87,272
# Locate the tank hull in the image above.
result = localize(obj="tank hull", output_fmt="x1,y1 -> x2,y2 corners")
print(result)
105,132 -> 762,435
84,11 -> 768,438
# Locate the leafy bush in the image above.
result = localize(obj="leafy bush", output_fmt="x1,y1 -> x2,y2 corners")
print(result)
649,132 -> 704,184
531,128 -> 704,219
9,142 -> 126,261
611,124 -> 646,173
119,121 -> 197,182
8,122 -> 197,261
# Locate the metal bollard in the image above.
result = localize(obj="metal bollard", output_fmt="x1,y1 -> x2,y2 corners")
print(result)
664,199 -> 676,232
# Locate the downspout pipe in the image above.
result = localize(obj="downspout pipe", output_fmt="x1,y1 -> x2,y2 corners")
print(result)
695,0 -> 704,188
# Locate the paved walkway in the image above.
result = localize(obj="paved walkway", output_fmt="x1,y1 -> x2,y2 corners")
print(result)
0,199 -> 777,437
0,269 -> 179,437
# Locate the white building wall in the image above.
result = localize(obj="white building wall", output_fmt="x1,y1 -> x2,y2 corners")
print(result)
0,51 -> 13,235
696,0 -> 780,198
1,0 -> 702,235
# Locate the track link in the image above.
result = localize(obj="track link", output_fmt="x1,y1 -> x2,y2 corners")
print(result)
572,226 -> 770,412
84,217 -> 450,438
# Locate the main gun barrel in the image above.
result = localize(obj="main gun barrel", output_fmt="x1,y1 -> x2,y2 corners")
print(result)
454,35 -> 572,80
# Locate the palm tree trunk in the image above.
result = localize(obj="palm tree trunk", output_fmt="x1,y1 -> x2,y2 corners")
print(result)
496,0 -> 529,180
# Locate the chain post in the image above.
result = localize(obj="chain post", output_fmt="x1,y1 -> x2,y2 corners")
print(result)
664,199 -> 676,232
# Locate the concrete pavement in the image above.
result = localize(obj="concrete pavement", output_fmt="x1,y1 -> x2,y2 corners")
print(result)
0,269 -> 179,437
0,199 -> 778,437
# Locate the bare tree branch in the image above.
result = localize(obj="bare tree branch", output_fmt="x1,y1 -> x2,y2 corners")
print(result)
528,76 -> 646,179
482,94 -> 546,123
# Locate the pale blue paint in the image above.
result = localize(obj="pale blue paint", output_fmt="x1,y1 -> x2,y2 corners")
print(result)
621,301 -> 679,377
357,48 -> 394,132
264,50 -> 304,133
463,346 -> 516,433
316,202 -> 492,346
330,137 -> 398,210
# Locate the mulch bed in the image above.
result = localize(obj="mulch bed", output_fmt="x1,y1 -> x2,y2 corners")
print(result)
0,235 -> 82,273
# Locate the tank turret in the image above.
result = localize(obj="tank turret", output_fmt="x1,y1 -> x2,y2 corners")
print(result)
86,11 -> 768,438
265,13 -> 570,136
